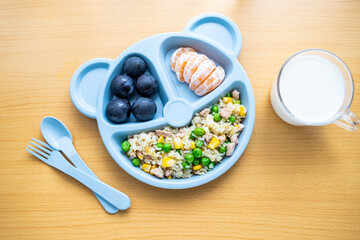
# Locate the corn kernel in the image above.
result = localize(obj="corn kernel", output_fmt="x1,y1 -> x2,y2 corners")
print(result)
174,137 -> 183,149
193,164 -> 202,171
158,135 -> 164,143
162,157 -> 175,167
240,105 -> 247,116
167,176 -> 172,179
208,137 -> 220,149
235,125 -> 239,128
190,141 -> 196,149
223,97 -> 233,104
142,164 -> 151,173
137,152 -> 143,160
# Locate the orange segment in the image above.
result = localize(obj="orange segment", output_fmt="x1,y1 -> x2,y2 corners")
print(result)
183,54 -> 208,84
194,66 -> 225,96
170,47 -> 195,71
189,60 -> 216,90
175,52 -> 198,82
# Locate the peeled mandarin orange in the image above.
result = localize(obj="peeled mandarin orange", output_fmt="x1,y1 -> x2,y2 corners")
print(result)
194,66 -> 225,96
183,54 -> 208,84
170,47 -> 195,71
189,60 -> 216,90
175,51 -> 198,82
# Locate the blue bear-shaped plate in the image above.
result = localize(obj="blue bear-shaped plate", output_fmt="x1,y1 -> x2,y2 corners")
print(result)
70,13 -> 255,189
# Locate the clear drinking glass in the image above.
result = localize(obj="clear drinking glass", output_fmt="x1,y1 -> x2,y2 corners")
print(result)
270,49 -> 359,131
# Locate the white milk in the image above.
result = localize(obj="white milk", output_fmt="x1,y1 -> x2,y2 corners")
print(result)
271,55 -> 345,125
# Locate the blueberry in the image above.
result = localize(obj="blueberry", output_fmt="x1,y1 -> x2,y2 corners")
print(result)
106,99 -> 131,123
132,97 -> 157,121
110,74 -> 134,99
135,72 -> 159,97
124,56 -> 146,79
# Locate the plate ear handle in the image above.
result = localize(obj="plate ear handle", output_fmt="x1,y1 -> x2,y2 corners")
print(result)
183,13 -> 242,58
70,58 -> 112,119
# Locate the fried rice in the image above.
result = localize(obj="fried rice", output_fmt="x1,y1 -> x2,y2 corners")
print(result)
125,90 -> 246,179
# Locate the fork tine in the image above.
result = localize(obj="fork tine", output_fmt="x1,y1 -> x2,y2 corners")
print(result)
26,148 -> 47,161
31,138 -> 52,150
27,145 -> 49,158
30,141 -> 51,154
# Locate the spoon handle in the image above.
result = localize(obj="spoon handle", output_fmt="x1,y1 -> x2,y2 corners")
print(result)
59,138 -> 120,213
55,159 -> 131,210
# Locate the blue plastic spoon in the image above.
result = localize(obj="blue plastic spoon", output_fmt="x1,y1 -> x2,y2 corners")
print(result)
41,116 -> 130,213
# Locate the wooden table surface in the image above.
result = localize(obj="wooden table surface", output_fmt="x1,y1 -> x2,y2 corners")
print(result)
1,0 -> 360,239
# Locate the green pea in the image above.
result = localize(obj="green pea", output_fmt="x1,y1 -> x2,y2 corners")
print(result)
176,149 -> 182,155
162,143 -> 172,152
184,153 -> 194,164
156,143 -> 164,149
194,127 -> 205,136
234,99 -> 241,104
211,105 -> 219,113
182,162 -> 191,170
190,131 -> 197,140
193,158 -> 200,165
228,115 -> 236,123
201,157 -> 210,166
218,145 -> 227,153
193,148 -> 202,158
225,92 -> 231,97
195,140 -> 204,148
208,162 -> 215,169
225,140 -> 230,144
213,113 -> 222,122
131,158 -> 140,167
121,140 -> 130,152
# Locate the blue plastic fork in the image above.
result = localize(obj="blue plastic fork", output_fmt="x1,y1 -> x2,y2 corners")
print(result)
26,138 -> 131,210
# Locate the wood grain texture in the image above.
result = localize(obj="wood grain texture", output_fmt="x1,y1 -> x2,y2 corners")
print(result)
1,0 -> 360,239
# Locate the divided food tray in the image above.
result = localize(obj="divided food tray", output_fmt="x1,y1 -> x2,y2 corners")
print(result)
70,13 -> 255,189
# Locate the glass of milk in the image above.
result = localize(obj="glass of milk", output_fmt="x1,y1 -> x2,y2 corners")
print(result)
271,49 -> 359,131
